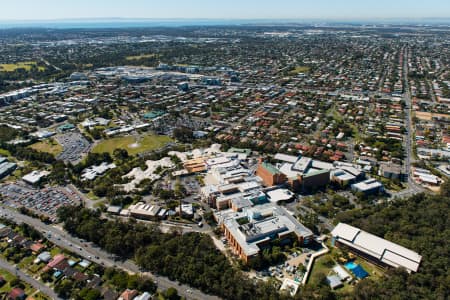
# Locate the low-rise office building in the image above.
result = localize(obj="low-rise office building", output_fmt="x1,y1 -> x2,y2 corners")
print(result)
256,161 -> 287,186
331,223 -> 422,273
22,170 -> 50,185
128,202 -> 165,220
81,162 -> 116,181
0,159 -> 17,179
379,163 -> 406,181
217,203 -> 313,263
351,178 -> 384,195
271,154 -> 332,192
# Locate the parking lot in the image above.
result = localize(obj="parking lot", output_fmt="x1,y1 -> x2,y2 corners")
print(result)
180,175 -> 202,195
55,131 -> 90,163
0,183 -> 81,221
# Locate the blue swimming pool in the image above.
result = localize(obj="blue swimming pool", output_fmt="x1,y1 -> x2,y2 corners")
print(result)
344,261 -> 358,270
344,262 -> 369,279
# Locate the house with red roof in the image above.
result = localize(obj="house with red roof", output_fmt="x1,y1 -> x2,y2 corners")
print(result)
8,287 -> 26,300
118,289 -> 139,300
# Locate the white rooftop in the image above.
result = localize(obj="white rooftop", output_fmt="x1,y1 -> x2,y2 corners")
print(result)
333,265 -> 351,280
274,153 -> 298,163
280,278 -> 300,296
22,170 -> 50,184
351,178 -> 383,191
332,223 -> 422,272
266,188 -> 294,203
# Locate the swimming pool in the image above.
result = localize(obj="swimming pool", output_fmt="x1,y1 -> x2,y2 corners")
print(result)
344,261 -> 358,270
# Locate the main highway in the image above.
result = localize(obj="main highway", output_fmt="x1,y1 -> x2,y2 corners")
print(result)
0,205 -> 220,300
398,46 -> 426,198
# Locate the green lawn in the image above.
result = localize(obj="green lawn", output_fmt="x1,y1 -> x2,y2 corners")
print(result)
0,268 -> 36,296
356,258 -> 384,280
0,61 -> 45,72
28,262 -> 44,274
0,149 -> 10,157
17,255 -> 35,270
308,255 -> 334,286
87,191 -> 100,201
50,247 -> 62,257
308,251 -> 384,293
92,134 -> 173,156
29,139 -> 63,156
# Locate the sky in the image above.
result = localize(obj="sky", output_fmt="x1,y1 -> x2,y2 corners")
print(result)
0,0 -> 449,21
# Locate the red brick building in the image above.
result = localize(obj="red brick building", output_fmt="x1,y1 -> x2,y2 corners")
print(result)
256,160 -> 287,186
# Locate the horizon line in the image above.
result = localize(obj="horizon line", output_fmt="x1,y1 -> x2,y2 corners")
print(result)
1,16 -> 450,22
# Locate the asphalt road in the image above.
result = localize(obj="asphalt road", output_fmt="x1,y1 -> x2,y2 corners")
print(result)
400,46 -> 426,198
0,257 -> 62,300
0,206 -> 220,300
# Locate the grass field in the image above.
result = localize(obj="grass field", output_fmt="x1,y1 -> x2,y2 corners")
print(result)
308,253 -> 384,293
0,61 -> 45,72
0,149 -> 10,157
308,255 -> 334,286
126,53 -> 159,60
92,134 -> 172,156
29,139 -> 63,156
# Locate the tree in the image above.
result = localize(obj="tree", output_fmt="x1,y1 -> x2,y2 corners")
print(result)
173,127 -> 194,143
164,287 -> 181,300
9,278 -> 22,288
174,180 -> 186,199
55,279 -> 75,298
79,288 -> 101,300
40,270 -> 53,283
440,180 -> 450,197
113,148 -> 129,160
57,206 -> 289,300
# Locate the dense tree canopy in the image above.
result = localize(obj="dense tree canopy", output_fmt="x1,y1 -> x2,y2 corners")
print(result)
57,206 -> 292,300
58,189 -> 450,300
336,192 -> 450,299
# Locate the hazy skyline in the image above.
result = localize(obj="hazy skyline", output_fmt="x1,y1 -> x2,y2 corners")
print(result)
1,0 -> 450,21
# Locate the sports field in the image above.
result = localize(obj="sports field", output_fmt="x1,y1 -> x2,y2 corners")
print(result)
92,134 -> 172,155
